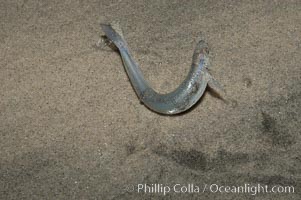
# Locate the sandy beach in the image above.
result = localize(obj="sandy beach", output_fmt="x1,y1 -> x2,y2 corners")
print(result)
1,0 -> 300,199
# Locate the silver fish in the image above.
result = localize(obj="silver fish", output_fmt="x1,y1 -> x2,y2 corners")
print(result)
101,23 -> 223,114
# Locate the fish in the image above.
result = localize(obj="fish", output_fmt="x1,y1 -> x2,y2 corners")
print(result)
100,22 -> 224,114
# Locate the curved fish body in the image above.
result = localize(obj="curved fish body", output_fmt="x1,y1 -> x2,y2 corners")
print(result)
100,23 -> 222,114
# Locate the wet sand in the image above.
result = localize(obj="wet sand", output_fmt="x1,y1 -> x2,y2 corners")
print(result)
1,0 -> 300,199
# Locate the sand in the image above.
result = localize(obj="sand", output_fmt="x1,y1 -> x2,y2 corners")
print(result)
1,0 -> 300,199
